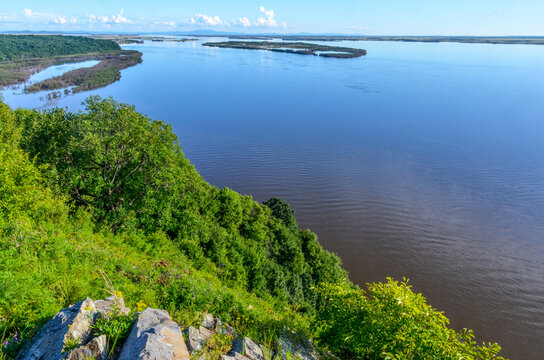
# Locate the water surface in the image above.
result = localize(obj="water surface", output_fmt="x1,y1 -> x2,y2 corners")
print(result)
3,38 -> 544,359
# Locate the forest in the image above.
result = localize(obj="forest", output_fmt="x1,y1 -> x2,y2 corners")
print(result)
0,35 -> 121,61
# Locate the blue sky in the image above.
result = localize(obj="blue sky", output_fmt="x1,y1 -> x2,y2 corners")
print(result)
1,1 -> 543,35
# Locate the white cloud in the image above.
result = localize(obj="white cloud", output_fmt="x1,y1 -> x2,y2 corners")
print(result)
232,6 -> 286,28
88,9 -> 133,26
187,6 -> 286,28
23,8 -> 77,24
154,20 -> 176,27
255,6 -> 284,27
189,14 -> 228,26
238,17 -> 252,27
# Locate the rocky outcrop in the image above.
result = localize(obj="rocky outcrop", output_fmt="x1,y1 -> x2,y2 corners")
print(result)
277,336 -> 321,360
230,337 -> 266,360
118,308 -> 190,360
17,301 -> 319,360
16,298 -> 97,360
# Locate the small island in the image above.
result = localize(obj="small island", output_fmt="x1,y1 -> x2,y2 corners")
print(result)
92,35 -> 198,45
0,35 -> 142,93
203,41 -> 367,58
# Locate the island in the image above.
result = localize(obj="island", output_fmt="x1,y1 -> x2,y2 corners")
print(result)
0,34 -> 142,93
92,35 -> 198,45
202,41 -> 367,58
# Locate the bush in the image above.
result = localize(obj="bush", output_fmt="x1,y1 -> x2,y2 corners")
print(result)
315,279 -> 505,360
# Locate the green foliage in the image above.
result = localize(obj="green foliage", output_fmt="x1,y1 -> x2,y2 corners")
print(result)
14,96 -> 347,308
315,279 -> 505,360
92,311 -> 135,356
0,35 -> 120,62
63,335 -> 81,353
263,197 -> 297,229
192,332 -> 234,360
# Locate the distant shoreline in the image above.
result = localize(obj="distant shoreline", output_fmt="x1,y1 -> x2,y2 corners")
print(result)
203,35 -> 544,45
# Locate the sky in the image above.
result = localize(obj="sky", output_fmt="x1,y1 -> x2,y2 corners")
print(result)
1,0 -> 543,36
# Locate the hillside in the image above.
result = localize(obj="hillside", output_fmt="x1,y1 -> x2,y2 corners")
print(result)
0,98 -> 506,359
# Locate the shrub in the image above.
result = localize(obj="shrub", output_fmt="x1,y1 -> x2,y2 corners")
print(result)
315,279 -> 505,360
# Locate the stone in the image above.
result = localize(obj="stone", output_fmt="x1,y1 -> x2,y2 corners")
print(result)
17,298 -> 98,360
277,336 -> 320,360
117,308 -> 190,360
229,337 -> 265,360
95,296 -> 130,316
198,326 -> 213,341
201,313 -> 215,329
221,353 -> 250,360
185,326 -> 213,353
64,335 -> 107,360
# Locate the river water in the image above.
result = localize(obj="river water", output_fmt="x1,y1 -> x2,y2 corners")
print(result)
2,38 -> 544,359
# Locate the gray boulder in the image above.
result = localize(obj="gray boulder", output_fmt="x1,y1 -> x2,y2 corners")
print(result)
201,313 -> 215,329
64,335 -> 107,360
118,308 -> 190,360
229,337 -> 265,360
17,298 -> 98,360
185,325 -> 213,353
277,336 -> 320,360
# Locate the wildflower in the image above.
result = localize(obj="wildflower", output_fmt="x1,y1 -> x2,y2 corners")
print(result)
136,300 -> 147,312
114,291 -> 123,298
3,341 -> 8,346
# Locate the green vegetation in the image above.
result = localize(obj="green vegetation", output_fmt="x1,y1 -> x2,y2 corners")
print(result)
0,35 -> 142,91
203,41 -> 366,58
92,35 -> 198,44
0,35 -> 120,62
315,280 -> 504,359
0,97 -> 506,359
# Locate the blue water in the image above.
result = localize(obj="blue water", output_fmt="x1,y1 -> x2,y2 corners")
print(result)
3,39 -> 544,359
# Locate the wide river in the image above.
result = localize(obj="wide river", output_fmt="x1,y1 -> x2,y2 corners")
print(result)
3,38 -> 544,359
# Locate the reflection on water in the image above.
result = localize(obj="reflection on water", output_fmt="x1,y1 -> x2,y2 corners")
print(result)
2,38 -> 544,359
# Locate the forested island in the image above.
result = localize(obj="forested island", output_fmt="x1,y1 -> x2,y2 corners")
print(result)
203,41 -> 367,58
92,35 -> 198,45
0,95 -> 506,359
0,35 -> 142,92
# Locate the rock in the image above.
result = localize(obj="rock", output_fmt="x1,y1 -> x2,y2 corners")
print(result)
221,353 -> 251,360
229,337 -> 265,360
185,326 -> 213,353
198,326 -> 213,341
95,296 -> 130,316
64,335 -> 107,360
17,298 -> 98,360
216,319 -> 236,338
118,308 -> 190,360
201,313 -> 215,329
277,336 -> 320,360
